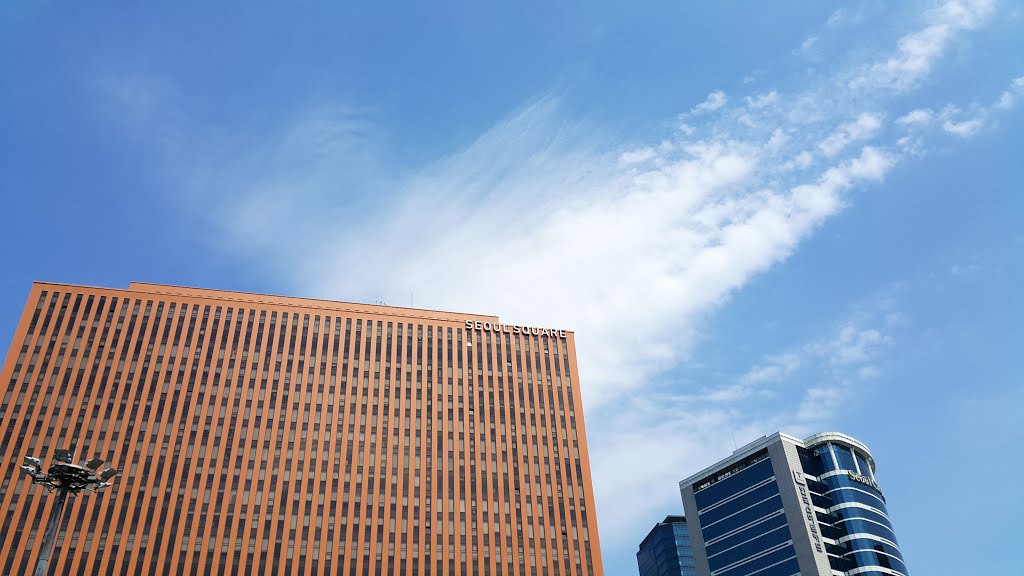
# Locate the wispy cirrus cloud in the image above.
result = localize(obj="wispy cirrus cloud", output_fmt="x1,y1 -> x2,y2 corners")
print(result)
943,117 -> 984,137
894,75 -> 1024,146
702,353 -> 801,403
698,294 -> 898,425
819,113 -> 884,157
996,77 -> 1024,108
849,0 -> 995,92
686,90 -> 727,115
896,108 -> 936,126
796,35 -> 819,58
827,6 -> 865,28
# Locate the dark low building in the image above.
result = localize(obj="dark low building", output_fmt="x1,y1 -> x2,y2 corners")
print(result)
637,514 -> 696,576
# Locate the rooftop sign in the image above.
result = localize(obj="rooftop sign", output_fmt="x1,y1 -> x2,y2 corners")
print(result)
465,320 -> 566,338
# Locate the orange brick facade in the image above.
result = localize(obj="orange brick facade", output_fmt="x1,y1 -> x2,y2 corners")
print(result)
0,282 -> 602,575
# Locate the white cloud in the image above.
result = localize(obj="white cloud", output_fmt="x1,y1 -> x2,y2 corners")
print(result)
827,9 -> 846,27
797,36 -> 818,55
899,75 -> 1024,137
950,262 -> 982,276
781,151 -> 814,172
702,353 -> 801,402
884,311 -> 906,326
994,76 -> 1024,110
767,128 -> 789,151
747,91 -> 780,110
797,387 -> 845,422
708,296 -> 902,428
893,73 -> 1024,146
827,7 -> 864,28
943,118 -> 984,137
689,90 -> 727,114
850,0 -> 995,92
744,353 -> 802,383
858,365 -> 882,379
897,108 -> 935,126
828,325 -> 889,366
790,308 -> 898,424
661,293 -> 902,466
819,113 -> 883,157
897,134 -> 930,157
619,147 -> 657,164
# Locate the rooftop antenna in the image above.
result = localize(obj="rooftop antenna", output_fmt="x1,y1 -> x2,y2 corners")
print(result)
732,431 -> 738,451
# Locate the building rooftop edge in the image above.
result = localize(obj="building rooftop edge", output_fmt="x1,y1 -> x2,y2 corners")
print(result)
125,281 -> 498,320
678,431 -> 873,488
637,515 -> 687,553
802,431 -> 875,472
801,431 -> 872,454
679,432 -> 782,488
32,281 -> 575,332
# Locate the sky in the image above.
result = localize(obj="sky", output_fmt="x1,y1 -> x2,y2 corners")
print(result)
0,1 -> 1021,574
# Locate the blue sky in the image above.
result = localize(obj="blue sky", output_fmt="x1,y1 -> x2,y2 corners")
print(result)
1,1 -> 1021,574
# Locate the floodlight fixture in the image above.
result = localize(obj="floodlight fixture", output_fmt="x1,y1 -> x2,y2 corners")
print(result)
19,447 -> 120,576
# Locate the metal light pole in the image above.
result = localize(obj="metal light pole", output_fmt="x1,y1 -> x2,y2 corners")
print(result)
20,448 -> 119,576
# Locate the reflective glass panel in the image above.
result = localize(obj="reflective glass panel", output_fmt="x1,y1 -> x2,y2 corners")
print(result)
832,444 -> 856,471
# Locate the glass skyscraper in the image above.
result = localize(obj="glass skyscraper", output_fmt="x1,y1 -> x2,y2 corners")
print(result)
636,515 -> 696,576
678,432 -> 907,576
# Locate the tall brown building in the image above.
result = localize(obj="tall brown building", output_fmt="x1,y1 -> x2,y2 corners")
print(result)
0,282 -> 603,575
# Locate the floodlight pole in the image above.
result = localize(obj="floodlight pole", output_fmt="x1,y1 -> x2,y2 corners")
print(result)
33,487 -> 68,576
19,447 -> 119,576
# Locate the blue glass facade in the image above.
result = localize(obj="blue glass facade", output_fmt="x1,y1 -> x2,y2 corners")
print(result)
801,438 -> 909,575
691,450 -> 799,576
680,432 -> 909,576
637,515 -> 697,576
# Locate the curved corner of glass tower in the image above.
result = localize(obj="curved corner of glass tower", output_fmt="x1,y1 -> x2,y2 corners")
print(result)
799,432 -> 909,576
